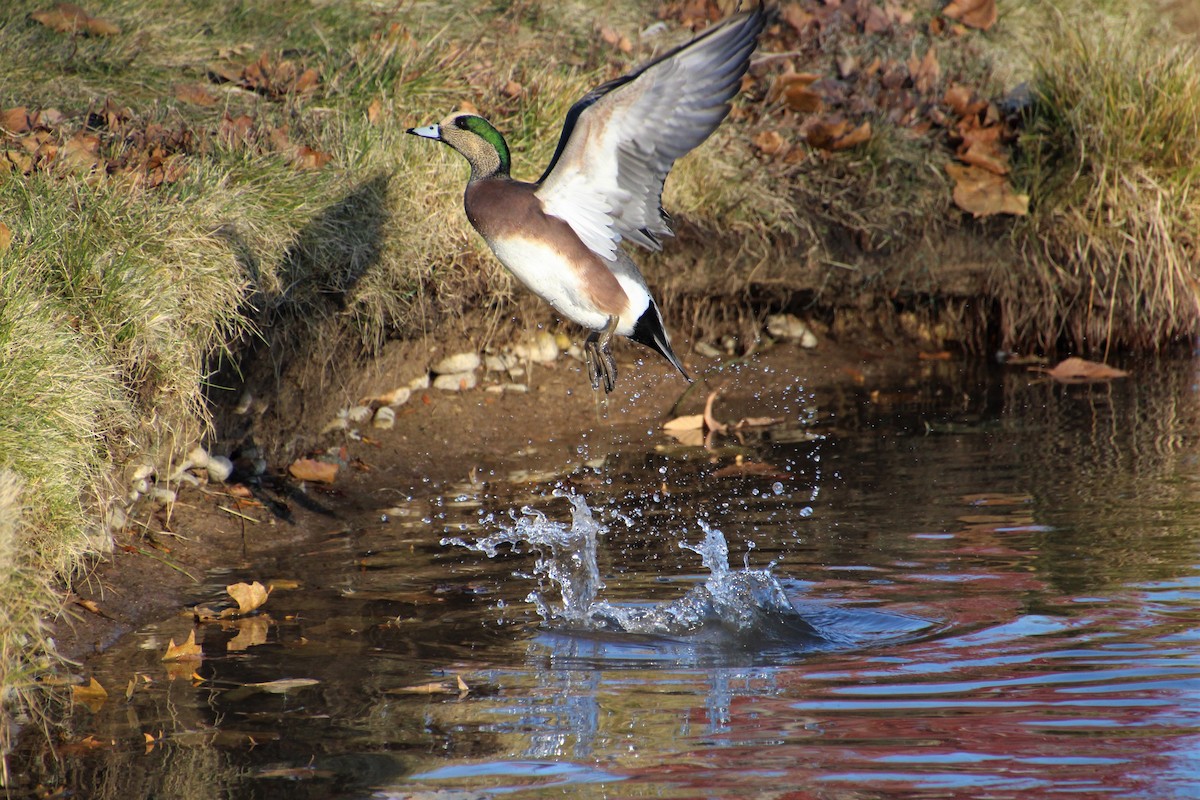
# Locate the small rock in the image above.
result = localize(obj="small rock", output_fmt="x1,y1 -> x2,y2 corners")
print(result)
176,471 -> 200,487
485,384 -> 505,394
322,415 -> 349,434
131,477 -> 151,495
433,372 -> 477,392
206,456 -> 234,484
766,313 -> 819,348
484,353 -> 519,372
289,458 -> 338,484
347,405 -> 373,423
373,406 -> 396,429
105,505 -> 127,533
149,487 -> 176,506
695,341 -> 722,358
566,344 -> 584,362
234,389 -> 253,415
387,387 -> 411,407
186,446 -> 210,469
514,331 -> 560,363
127,462 -> 154,483
504,383 -> 529,393
409,374 -> 431,391
433,352 -> 481,374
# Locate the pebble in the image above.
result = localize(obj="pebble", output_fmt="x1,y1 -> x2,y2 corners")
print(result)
346,405 -> 373,423
694,341 -> 722,358
105,505 -> 127,533
409,374 -> 431,391
766,313 -> 819,348
387,387 -> 411,407
186,446 -> 210,469
322,415 -> 349,434
206,455 -> 234,483
433,352 -> 481,374
514,331 -> 560,363
484,353 -> 520,372
484,383 -> 529,394
149,487 -> 176,506
234,389 -> 253,415
433,372 -> 477,392
373,406 -> 396,429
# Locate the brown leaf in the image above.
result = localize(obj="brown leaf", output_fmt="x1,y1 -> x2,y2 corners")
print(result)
288,457 -> 338,483
367,98 -> 383,124
806,117 -> 871,151
909,47 -> 940,95
946,163 -> 1028,217
943,0 -> 997,30
1,107 -> 31,134
72,677 -> 108,712
781,3 -> 815,33
943,83 -> 986,118
174,83 -> 217,107
227,581 -> 271,615
59,133 -> 102,174
769,71 -> 823,113
1032,357 -> 1129,383
30,3 -> 119,35
752,130 -> 788,157
162,630 -> 202,662
226,616 -> 270,651
0,222 -> 11,254
291,145 -> 331,170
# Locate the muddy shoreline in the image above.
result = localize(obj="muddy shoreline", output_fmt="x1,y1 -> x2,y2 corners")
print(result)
53,336 -> 918,665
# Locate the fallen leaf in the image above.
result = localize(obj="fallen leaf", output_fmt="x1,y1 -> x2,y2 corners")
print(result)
1032,357 -> 1129,383
288,458 -> 338,483
247,678 -> 319,694
162,630 -> 202,662
0,222 -> 11,254
946,162 -> 1028,217
366,97 -> 383,124
806,117 -> 871,151
72,677 -> 108,712
909,47 -> 940,94
75,597 -> 104,616
703,389 -> 727,435
388,674 -> 470,695
174,83 -> 217,107
752,129 -> 789,156
663,414 -> 704,432
943,83 -> 987,118
226,616 -> 270,651
30,3 -> 119,36
227,580 -> 271,614
943,0 -> 997,30
1,107 -> 30,134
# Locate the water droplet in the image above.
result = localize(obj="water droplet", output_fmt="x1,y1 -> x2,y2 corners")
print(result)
799,506 -> 813,518
772,482 -> 784,495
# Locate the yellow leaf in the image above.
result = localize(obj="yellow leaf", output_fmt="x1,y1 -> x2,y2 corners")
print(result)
72,677 -> 108,712
663,414 -> 704,432
162,630 -> 202,662
227,580 -> 271,614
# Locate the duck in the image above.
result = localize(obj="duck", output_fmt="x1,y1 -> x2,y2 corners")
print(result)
408,5 -> 766,393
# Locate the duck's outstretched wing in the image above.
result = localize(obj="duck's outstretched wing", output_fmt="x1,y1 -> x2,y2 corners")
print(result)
534,6 -> 766,262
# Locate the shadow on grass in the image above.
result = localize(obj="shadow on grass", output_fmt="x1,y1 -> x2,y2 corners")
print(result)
207,172 -> 392,514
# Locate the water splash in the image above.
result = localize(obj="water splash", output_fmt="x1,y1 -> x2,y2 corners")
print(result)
444,491 -> 820,649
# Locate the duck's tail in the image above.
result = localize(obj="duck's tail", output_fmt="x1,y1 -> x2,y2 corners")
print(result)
629,302 -> 692,382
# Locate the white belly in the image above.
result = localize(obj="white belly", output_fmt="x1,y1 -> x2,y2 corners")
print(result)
488,237 -> 648,335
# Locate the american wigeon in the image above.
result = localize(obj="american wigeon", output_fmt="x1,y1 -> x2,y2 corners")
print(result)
408,6 -> 765,393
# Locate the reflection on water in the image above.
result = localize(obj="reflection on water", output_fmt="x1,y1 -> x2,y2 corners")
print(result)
12,356 -> 1200,799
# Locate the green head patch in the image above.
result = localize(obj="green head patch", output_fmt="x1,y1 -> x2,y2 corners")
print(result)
455,115 -> 511,175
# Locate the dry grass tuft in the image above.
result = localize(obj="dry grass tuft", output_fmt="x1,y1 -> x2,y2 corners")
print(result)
1005,19 -> 1200,352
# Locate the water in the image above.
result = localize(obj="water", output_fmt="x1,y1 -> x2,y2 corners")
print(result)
14,356 -> 1200,798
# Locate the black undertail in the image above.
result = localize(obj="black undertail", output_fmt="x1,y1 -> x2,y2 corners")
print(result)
629,304 -> 692,382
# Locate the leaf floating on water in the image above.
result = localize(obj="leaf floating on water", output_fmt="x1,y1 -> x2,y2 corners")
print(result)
1032,357 -> 1129,383
388,674 -> 470,696
663,414 -> 704,433
249,678 -> 319,694
162,630 -> 202,662
72,677 -> 108,712
226,616 -> 271,651
228,580 -> 272,615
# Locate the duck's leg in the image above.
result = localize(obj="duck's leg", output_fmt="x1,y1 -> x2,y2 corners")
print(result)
584,316 -> 619,394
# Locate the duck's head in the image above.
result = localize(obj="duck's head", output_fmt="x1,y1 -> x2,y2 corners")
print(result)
407,113 -> 511,179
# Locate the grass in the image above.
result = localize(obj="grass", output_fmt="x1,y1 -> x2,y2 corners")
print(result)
1004,12 -> 1200,352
